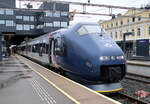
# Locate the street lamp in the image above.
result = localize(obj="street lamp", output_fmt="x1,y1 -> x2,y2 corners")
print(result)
123,32 -> 134,53
0,33 -> 2,62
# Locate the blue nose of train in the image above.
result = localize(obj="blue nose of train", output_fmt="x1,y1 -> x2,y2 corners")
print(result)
76,33 -> 125,65
74,33 -> 126,81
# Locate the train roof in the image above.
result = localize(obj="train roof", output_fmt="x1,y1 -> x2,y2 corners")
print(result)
19,22 -> 100,46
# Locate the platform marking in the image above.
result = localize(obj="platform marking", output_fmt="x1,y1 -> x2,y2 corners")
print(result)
30,79 -> 56,104
17,55 -> 121,104
34,79 -> 56,104
17,55 -> 80,104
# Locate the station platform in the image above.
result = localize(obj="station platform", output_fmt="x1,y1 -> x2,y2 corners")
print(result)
0,55 -> 120,104
127,60 -> 150,67
127,60 -> 150,77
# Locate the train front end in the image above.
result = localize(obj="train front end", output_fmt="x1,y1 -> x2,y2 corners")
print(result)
68,22 -> 126,92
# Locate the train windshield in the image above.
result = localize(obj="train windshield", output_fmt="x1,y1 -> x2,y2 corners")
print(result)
77,25 -> 106,36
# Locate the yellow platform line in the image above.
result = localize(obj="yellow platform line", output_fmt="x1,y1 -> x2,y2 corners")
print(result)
16,54 -> 121,104
16,55 -> 80,104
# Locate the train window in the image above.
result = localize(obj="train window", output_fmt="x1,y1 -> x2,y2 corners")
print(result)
77,25 -> 105,36
55,38 -> 61,52
77,26 -> 88,36
32,45 -> 36,52
54,38 -> 65,56
46,44 -> 49,54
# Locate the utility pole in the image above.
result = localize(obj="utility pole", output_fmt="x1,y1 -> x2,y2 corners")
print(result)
123,32 -> 133,53
0,33 -> 2,62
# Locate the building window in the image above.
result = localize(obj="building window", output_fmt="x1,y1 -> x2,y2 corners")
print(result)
111,23 -> 113,27
102,25 -> 104,28
137,28 -> 141,36
115,32 -> 117,39
6,20 -> 14,26
53,21 -> 60,27
107,24 -> 109,28
23,16 -> 29,21
53,11 -> 60,17
45,11 -> 52,17
120,31 -> 122,38
132,29 -> 135,36
24,25 -> 30,30
110,32 -> 113,38
116,22 -> 118,27
127,18 -> 129,23
16,16 -> 22,19
61,12 -> 68,16
148,26 -> 150,35
16,24 -> 23,30
120,20 -> 123,25
30,16 -> 34,21
132,17 -> 135,22
0,20 -> 5,24
30,25 -> 34,29
0,9 -> 4,14
45,23 -> 53,27
61,22 -> 67,27
6,10 -> 13,15
138,16 -> 141,21
36,25 -> 44,29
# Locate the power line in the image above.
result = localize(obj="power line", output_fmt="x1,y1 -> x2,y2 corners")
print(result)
19,0 -> 141,10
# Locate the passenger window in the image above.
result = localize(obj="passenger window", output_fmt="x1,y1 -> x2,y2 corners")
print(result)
46,44 -> 49,54
54,37 -> 66,56
55,38 -> 61,53
32,45 -> 36,52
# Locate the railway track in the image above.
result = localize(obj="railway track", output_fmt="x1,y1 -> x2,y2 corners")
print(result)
106,92 -> 148,104
125,73 -> 150,84
117,72 -> 150,104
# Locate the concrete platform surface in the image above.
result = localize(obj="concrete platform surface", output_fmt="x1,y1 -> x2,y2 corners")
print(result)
0,56 -> 75,104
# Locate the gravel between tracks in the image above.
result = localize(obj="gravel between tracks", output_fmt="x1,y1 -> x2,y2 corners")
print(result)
120,78 -> 150,103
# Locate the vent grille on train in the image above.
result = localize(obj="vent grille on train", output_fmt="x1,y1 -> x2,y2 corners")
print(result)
100,64 -> 126,82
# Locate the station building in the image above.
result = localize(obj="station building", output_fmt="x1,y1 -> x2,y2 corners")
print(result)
99,9 -> 150,58
0,0 -> 69,61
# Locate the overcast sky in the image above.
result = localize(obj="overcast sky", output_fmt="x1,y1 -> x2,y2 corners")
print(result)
16,0 -> 150,24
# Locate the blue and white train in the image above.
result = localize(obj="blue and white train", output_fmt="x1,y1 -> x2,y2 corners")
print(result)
18,22 -> 126,92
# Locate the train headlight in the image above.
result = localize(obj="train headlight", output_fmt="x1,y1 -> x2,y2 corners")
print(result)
99,56 -> 110,61
116,55 -> 124,60
111,56 -> 115,60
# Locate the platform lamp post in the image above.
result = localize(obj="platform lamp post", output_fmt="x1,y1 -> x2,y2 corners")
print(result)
123,32 -> 134,53
0,32 -> 2,62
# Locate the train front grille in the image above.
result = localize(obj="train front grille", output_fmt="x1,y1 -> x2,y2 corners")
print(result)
100,64 -> 126,82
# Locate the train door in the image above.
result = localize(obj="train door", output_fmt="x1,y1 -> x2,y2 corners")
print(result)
49,38 -> 56,66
